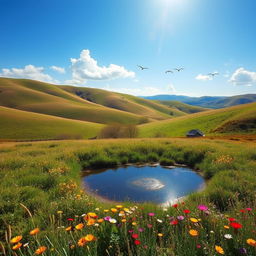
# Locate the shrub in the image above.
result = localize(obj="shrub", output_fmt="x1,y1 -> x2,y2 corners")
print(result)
98,124 -> 138,138
159,158 -> 175,166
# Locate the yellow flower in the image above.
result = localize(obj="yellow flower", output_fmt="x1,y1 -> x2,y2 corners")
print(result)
75,223 -> 84,230
215,245 -> 224,255
247,238 -> 256,247
65,226 -> 72,231
111,208 -> 118,213
121,219 -> 127,223
224,225 -> 229,229
132,222 -> 137,226
116,205 -> 123,209
190,218 -> 199,223
35,246 -> 47,255
158,233 -> 163,237
10,236 -> 22,244
124,208 -> 130,212
104,209 -> 109,212
87,219 -> 96,226
57,211 -> 63,214
87,212 -> 97,218
12,242 -> 22,250
30,228 -> 40,235
189,229 -> 199,237
84,234 -> 96,242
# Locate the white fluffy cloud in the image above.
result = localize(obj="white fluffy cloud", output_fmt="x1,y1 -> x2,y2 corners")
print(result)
195,74 -> 212,81
68,49 -> 135,85
0,65 -> 57,83
229,67 -> 256,86
50,65 -> 65,74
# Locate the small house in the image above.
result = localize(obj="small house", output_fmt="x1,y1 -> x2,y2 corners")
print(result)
186,129 -> 205,137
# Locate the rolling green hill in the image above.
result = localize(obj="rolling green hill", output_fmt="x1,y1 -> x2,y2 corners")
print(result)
157,100 -> 208,114
139,102 -> 256,137
0,106 -> 102,140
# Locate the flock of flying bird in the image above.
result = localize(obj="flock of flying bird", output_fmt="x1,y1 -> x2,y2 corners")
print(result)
137,65 -> 219,78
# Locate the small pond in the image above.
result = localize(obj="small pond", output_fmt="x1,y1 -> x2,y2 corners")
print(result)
82,164 -> 205,205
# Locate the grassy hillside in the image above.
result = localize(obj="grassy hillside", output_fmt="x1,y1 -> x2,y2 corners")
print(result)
157,100 -> 208,114
139,102 -> 256,137
0,106 -> 103,140
0,78 -> 148,125
61,85 -> 185,119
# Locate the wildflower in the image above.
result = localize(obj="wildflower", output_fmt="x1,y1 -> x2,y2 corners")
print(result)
183,209 -> 190,214
116,205 -> 123,209
84,234 -> 96,242
57,211 -> 63,214
65,226 -> 72,231
10,236 -> 22,244
132,222 -> 137,226
189,229 -> 199,237
12,243 -> 22,250
147,224 -> 153,228
95,208 -> 100,211
198,205 -> 208,211
228,217 -> 236,222
70,244 -> 75,249
104,209 -> 109,212
215,245 -> 224,255
246,208 -> 252,211
224,234 -> 232,239
196,244 -> 201,248
121,219 -> 127,223
230,222 -> 242,229
163,208 -> 168,211
109,218 -> 117,224
87,212 -> 97,218
124,208 -> 130,212
111,208 -> 118,213
190,218 -> 199,223
132,234 -> 139,239
148,213 -> 155,217
224,225 -> 229,229
170,220 -> 178,225
172,204 -> 178,208
97,218 -> 104,223
134,240 -> 141,245
75,223 -> 84,230
138,228 -> 144,232
23,243 -> 29,248
158,233 -> 163,237
239,248 -> 247,254
67,218 -> 74,221
104,216 -> 111,221
157,219 -> 163,223
78,237 -> 87,247
246,238 -> 256,247
30,228 -> 40,235
177,216 -> 185,221
35,246 -> 47,255
87,219 -> 95,226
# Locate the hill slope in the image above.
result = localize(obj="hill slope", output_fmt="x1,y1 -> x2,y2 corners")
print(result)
0,106 -> 102,140
139,102 -> 256,137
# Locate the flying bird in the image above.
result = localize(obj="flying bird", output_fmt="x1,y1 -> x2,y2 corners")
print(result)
208,72 -> 219,77
137,65 -> 149,70
165,70 -> 173,74
174,68 -> 184,72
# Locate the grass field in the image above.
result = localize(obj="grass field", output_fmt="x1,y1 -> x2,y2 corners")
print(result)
0,139 -> 255,255
139,102 -> 256,137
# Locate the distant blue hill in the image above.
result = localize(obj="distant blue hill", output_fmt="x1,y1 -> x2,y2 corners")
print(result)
142,94 -> 256,109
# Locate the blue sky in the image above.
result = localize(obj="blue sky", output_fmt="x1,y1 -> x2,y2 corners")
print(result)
1,0 -> 256,96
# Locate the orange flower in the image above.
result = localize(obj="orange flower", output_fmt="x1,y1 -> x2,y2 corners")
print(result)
97,218 -> 104,223
65,226 -> 72,231
189,229 -> 199,237
10,236 -> 22,244
12,243 -> 22,250
121,219 -> 127,223
84,234 -> 96,242
35,246 -> 47,255
247,238 -> 256,247
75,223 -> 84,230
111,208 -> 118,213
78,237 -> 87,247
87,219 -> 96,226
215,245 -> 224,255
30,228 -> 40,235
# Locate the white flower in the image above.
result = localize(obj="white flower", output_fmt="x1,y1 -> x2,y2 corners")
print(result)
109,218 -> 117,224
157,219 -> 163,223
224,234 -> 232,239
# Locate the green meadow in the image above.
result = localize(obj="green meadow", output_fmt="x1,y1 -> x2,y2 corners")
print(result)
1,139 -> 255,255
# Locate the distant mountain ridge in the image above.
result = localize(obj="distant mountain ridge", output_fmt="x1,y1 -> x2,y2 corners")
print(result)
142,94 -> 256,109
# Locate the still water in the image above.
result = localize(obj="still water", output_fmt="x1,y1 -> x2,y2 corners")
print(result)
83,165 -> 205,205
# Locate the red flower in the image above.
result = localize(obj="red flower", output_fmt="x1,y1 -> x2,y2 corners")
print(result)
183,209 -> 190,214
170,220 -> 178,225
67,218 -> 74,221
134,240 -> 141,245
240,209 -> 246,213
228,217 -> 236,222
172,204 -> 178,208
230,222 -> 242,229
132,234 -> 139,239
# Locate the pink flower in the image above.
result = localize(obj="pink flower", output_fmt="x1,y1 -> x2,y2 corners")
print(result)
138,228 -> 144,232
198,205 -> 208,211
148,213 -> 155,217
177,216 -> 185,221
147,224 -> 153,228
246,208 -> 252,211
104,216 -> 111,221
